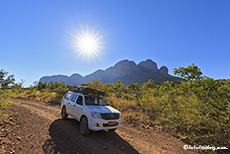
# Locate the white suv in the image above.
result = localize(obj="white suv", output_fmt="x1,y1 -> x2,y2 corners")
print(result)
61,87 -> 122,135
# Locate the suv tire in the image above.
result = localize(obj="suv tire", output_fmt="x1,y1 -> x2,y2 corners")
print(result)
80,116 -> 90,135
61,107 -> 68,120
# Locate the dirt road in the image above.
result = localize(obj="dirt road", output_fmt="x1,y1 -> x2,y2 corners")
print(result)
1,99 -> 199,154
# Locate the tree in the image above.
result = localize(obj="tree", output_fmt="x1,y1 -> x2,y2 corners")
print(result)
173,63 -> 204,81
32,81 -> 38,87
0,69 -> 15,89
37,81 -> 45,90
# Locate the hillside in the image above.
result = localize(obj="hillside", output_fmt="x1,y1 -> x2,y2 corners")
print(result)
39,59 -> 184,85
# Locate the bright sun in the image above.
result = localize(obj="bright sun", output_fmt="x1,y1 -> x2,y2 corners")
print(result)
74,28 -> 102,59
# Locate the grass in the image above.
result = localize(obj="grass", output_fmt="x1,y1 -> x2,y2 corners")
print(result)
0,89 -> 12,122
12,90 -> 59,103
106,96 -> 152,124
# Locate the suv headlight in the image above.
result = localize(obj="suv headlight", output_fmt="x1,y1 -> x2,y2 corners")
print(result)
91,112 -> 101,119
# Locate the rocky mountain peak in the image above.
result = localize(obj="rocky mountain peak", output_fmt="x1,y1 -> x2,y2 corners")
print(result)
159,66 -> 168,74
39,59 -> 182,85
138,59 -> 158,71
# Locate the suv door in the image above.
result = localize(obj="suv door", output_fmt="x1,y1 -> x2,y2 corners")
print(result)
72,95 -> 84,121
69,94 -> 78,117
65,93 -> 74,115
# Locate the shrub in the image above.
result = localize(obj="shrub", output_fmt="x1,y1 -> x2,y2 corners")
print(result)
0,89 -> 12,121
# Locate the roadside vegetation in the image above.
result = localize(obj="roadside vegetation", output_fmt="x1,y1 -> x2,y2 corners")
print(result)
0,69 -> 14,122
1,64 -> 230,148
0,89 -> 12,122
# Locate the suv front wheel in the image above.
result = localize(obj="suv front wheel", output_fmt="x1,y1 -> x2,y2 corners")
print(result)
80,116 -> 90,135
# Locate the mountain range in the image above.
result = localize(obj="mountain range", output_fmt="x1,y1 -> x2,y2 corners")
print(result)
39,59 -> 183,85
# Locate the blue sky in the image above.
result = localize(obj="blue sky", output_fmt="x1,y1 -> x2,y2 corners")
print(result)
1,0 -> 230,87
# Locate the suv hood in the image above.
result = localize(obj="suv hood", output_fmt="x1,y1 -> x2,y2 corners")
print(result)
87,105 -> 120,113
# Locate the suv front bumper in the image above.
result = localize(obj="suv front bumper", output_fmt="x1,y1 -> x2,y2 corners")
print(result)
88,117 -> 122,131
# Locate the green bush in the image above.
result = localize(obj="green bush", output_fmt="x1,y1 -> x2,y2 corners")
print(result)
147,79 -> 230,147
0,89 -> 12,121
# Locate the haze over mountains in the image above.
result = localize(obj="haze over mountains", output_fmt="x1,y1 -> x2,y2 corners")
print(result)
39,59 -> 183,85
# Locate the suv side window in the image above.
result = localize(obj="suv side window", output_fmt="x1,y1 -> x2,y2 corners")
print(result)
71,94 -> 78,103
76,95 -> 83,105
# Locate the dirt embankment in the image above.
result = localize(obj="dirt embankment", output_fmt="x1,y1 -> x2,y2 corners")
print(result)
0,99 -> 199,154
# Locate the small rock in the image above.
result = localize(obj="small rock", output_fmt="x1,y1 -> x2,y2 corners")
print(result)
180,136 -> 188,142
145,125 -> 149,129
17,137 -> 21,141
121,147 -> 125,150
180,136 -> 187,140
161,127 -> 172,132
140,124 -> 145,128
103,145 -> 108,149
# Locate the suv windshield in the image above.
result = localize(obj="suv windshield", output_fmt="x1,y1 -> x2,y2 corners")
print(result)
85,95 -> 109,106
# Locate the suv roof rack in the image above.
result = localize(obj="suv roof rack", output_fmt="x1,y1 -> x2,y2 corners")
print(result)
69,86 -> 105,96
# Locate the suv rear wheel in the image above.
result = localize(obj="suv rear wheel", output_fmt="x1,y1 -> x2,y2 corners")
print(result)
80,116 -> 90,135
61,107 -> 68,120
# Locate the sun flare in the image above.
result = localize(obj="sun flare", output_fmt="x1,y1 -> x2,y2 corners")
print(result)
74,28 -> 102,59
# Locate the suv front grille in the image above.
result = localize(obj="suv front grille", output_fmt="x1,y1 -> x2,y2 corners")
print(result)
100,113 -> 119,120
